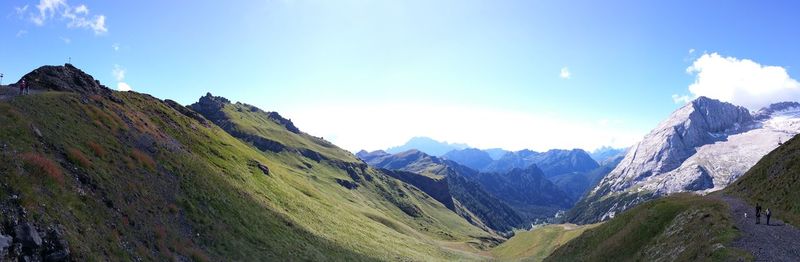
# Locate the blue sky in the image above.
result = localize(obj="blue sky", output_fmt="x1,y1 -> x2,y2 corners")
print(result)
2,0 -> 800,151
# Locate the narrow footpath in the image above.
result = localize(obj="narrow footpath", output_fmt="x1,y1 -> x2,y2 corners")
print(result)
719,195 -> 800,261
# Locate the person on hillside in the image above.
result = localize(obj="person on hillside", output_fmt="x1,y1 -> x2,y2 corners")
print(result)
766,208 -> 772,225
19,79 -> 26,95
755,203 -> 762,224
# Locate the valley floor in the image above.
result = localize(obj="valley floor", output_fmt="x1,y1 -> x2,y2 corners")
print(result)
718,195 -> 800,261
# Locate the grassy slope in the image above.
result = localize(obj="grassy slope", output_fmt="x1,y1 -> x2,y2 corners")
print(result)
546,194 -> 747,262
0,91 -> 491,261
726,134 -> 800,227
491,224 -> 599,261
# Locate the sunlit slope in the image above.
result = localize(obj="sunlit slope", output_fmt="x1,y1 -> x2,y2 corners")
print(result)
726,133 -> 800,227
546,194 -> 746,262
491,224 -> 599,261
0,90 -> 492,261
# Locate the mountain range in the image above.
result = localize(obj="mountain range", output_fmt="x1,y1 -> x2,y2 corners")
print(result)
385,137 -> 469,156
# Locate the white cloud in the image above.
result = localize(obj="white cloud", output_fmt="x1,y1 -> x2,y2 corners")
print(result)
560,67 -> 571,79
23,0 -> 107,35
15,5 -> 29,18
671,94 -> 692,104
16,30 -> 28,38
112,43 -> 120,51
112,65 -> 126,81
679,53 -> 800,110
117,82 -> 132,92
688,48 -> 695,54
112,65 -> 133,91
74,4 -> 88,15
60,37 -> 71,44
285,103 -> 645,152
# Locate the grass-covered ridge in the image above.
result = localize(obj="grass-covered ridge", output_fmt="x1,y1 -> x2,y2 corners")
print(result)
491,223 -> 599,261
0,83 -> 495,260
726,133 -> 800,227
545,194 -> 747,262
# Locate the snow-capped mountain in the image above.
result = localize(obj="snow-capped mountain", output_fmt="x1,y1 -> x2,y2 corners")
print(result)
568,97 -> 800,224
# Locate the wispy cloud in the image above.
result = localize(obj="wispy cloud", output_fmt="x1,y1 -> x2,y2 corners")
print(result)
112,65 -> 133,92
112,43 -> 120,51
560,67 -> 571,79
60,36 -> 71,44
16,30 -> 28,38
18,0 -> 108,35
671,94 -> 692,104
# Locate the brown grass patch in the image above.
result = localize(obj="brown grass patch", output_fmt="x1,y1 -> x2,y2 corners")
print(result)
131,149 -> 156,171
21,152 -> 64,185
67,148 -> 92,168
88,141 -> 107,158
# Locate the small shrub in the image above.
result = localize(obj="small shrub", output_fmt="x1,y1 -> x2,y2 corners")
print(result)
67,148 -> 92,168
21,152 -> 64,185
131,149 -> 156,171
88,141 -> 108,158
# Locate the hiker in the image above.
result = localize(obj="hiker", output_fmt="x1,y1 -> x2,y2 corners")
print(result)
19,79 -> 26,95
755,203 -> 762,224
766,208 -> 772,225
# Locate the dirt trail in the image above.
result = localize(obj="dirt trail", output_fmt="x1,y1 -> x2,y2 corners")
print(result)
0,86 -> 43,100
718,195 -> 800,261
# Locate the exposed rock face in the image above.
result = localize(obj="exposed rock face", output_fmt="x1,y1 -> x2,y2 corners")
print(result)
571,97 -> 800,224
599,97 -> 754,194
21,64 -> 112,96
190,93 -> 288,153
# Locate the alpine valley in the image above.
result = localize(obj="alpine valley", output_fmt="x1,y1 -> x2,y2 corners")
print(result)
1,64 -> 799,261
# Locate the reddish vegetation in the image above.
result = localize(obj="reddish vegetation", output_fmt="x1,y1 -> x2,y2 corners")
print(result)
131,149 -> 156,171
88,141 -> 108,158
21,152 -> 65,185
67,148 -> 92,168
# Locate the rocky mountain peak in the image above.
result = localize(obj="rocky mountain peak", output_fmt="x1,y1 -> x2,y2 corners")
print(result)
20,63 -> 112,96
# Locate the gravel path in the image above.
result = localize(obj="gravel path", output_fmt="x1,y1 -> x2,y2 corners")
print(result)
719,195 -> 800,261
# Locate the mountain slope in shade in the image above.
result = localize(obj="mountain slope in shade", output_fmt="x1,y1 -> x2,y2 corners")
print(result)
360,150 -> 526,234
550,155 -> 623,203
386,137 -> 469,156
570,97 -> 800,224
442,148 -> 494,171
468,166 -> 573,220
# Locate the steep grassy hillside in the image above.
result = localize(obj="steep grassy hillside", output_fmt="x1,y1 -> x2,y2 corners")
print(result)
0,65 -> 496,261
491,223 -> 599,261
546,194 -> 747,262
726,134 -> 800,227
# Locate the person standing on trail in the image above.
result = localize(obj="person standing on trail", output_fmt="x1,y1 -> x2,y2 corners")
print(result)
766,208 -> 772,225
755,203 -> 762,224
19,79 -> 26,95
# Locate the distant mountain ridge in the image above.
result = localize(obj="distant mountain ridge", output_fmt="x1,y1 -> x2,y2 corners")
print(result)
385,137 -> 469,156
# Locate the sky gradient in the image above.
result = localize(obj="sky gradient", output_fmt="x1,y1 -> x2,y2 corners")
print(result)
2,0 -> 800,152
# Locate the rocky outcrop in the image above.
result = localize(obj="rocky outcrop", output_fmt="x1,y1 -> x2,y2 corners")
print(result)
1,196 -> 70,261
21,64 -> 112,97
